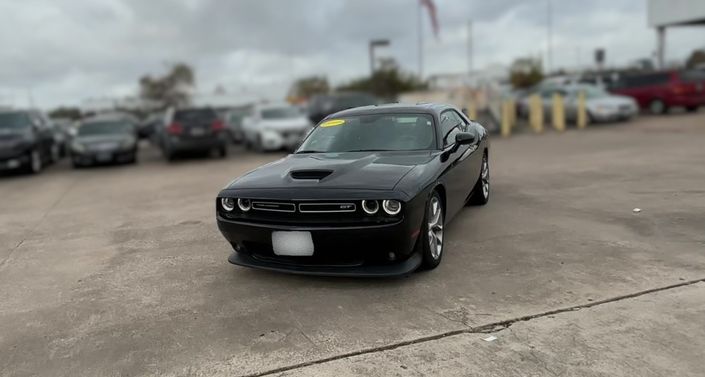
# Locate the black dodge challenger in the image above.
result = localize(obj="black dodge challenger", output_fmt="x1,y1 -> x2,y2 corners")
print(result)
216,103 -> 490,276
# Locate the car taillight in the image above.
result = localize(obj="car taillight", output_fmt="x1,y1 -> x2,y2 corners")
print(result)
167,122 -> 183,135
211,119 -> 225,131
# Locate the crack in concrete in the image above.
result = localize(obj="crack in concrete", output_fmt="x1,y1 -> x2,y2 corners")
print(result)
240,278 -> 705,377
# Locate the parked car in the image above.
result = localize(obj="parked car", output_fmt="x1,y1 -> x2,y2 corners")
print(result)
70,118 -> 138,167
307,92 -> 378,124
137,113 -> 162,141
563,85 -> 638,123
609,70 -> 705,114
0,109 -> 60,174
241,104 -> 312,152
216,103 -> 490,276
517,84 -> 638,124
224,106 -> 252,144
156,107 -> 228,160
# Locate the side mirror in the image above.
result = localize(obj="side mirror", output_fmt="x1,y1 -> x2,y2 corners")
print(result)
455,132 -> 476,145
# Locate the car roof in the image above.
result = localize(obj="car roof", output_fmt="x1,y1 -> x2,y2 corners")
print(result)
328,103 -> 451,119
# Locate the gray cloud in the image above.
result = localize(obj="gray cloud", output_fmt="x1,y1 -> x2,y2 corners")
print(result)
0,0 -> 704,108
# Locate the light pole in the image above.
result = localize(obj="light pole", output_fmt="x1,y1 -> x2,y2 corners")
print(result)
369,39 -> 390,77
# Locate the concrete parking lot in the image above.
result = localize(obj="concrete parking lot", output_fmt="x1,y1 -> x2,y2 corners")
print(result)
1,112 -> 704,376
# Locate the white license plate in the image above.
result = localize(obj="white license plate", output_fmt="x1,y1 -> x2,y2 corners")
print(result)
190,128 -> 206,136
272,231 -> 314,256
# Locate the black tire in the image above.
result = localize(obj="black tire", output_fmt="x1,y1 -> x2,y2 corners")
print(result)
254,135 -> 264,153
164,148 -> 175,162
468,152 -> 490,206
686,106 -> 698,113
128,151 -> 138,164
419,190 -> 445,270
218,146 -> 227,158
648,99 -> 667,115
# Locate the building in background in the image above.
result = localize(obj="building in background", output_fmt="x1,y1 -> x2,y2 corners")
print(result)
648,0 -> 705,69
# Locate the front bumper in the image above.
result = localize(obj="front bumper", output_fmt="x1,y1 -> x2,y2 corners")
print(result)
0,152 -> 29,170
217,215 -> 422,277
167,135 -> 227,152
72,148 -> 134,165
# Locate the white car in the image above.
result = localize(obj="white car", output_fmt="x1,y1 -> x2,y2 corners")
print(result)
241,104 -> 312,152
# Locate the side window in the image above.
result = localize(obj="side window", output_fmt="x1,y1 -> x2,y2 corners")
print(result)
440,110 -> 463,146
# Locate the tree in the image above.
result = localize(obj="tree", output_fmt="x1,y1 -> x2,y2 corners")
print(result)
509,57 -> 544,89
48,107 -> 82,120
288,76 -> 330,103
686,49 -> 705,69
337,64 -> 428,100
139,63 -> 195,108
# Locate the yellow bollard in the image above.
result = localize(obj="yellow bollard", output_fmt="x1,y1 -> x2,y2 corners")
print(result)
529,94 -> 543,133
467,101 -> 477,120
507,99 -> 516,129
576,91 -> 587,129
500,100 -> 511,137
552,93 -> 565,132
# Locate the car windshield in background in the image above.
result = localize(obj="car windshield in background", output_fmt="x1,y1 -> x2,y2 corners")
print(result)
298,113 -> 435,153
78,121 -> 133,136
175,109 -> 217,122
574,86 -> 609,98
261,107 -> 301,120
0,112 -> 31,130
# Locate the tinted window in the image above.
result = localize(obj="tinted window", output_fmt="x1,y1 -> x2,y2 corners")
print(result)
261,107 -> 301,119
681,70 -> 705,82
78,121 -> 134,136
0,112 -> 31,130
174,109 -> 217,122
619,73 -> 670,88
298,113 -> 435,153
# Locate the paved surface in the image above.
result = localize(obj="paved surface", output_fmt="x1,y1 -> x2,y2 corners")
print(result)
0,112 -> 704,376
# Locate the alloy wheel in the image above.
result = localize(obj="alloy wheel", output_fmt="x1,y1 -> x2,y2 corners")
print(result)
481,156 -> 490,199
30,150 -> 42,173
427,196 -> 444,260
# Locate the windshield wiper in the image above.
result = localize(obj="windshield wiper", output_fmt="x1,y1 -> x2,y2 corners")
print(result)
295,150 -> 325,154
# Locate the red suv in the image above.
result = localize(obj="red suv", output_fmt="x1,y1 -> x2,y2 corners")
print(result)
609,70 -> 705,114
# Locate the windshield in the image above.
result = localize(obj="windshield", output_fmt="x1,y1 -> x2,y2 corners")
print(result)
0,112 -> 31,130
261,107 -> 301,120
570,86 -> 609,99
78,121 -> 133,136
297,113 -> 436,153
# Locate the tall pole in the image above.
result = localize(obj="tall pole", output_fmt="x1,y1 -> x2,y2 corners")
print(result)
546,0 -> 552,74
418,0 -> 423,78
467,20 -> 473,76
369,42 -> 375,77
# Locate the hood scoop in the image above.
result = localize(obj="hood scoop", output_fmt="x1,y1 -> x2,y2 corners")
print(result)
290,169 -> 333,180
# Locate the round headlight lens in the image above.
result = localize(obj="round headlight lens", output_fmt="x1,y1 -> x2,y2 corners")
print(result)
361,200 -> 379,215
221,198 -> 235,212
382,200 -> 401,215
237,198 -> 252,212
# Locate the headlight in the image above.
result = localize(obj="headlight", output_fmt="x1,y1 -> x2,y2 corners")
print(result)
71,141 -> 85,153
237,198 -> 252,212
362,200 -> 379,215
382,200 -> 401,215
221,198 -> 235,212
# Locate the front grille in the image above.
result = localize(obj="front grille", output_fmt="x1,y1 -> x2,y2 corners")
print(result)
299,203 -> 356,213
218,199 -> 401,227
252,201 -> 296,212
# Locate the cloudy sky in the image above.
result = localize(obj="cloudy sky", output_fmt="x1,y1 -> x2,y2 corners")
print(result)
1,0 -> 704,109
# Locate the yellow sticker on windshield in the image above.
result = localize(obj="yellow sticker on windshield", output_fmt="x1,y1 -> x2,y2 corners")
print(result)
321,119 -> 345,127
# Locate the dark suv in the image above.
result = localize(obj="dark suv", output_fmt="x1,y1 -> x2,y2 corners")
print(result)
156,107 -> 228,160
609,70 -> 705,114
0,110 -> 60,174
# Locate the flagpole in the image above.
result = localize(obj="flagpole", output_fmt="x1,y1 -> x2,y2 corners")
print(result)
417,0 -> 423,79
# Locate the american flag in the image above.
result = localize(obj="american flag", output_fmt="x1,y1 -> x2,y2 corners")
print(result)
420,0 -> 439,38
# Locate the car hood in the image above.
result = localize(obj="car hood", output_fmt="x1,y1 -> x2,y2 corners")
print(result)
588,96 -> 635,107
229,151 -> 434,191
75,135 -> 133,145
